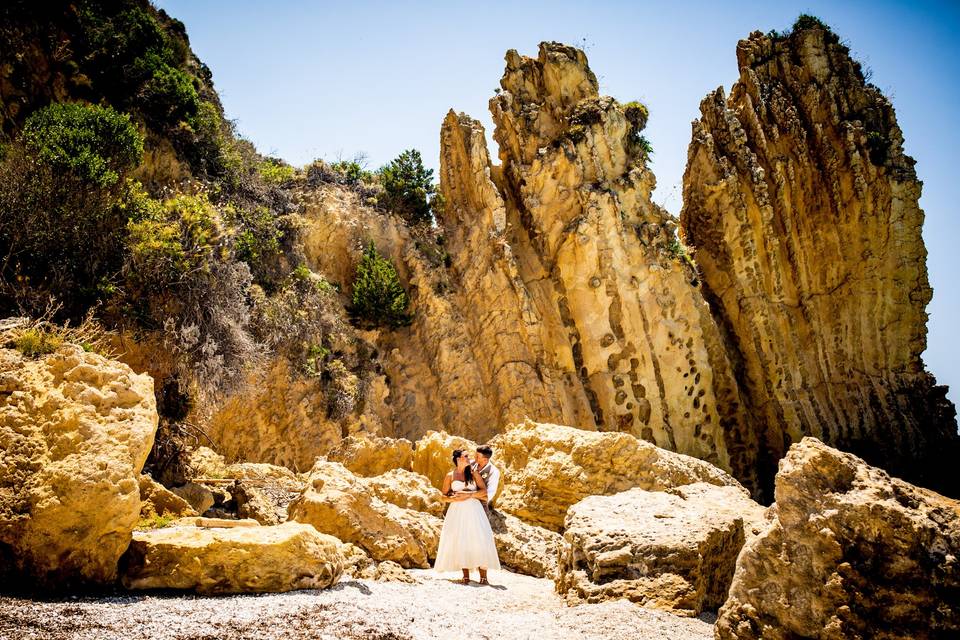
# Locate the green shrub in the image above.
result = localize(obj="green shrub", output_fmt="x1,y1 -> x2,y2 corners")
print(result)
350,241 -> 411,328
258,159 -> 296,185
623,101 -> 649,132
21,102 -> 143,187
331,160 -> 373,185
230,205 -> 284,286
125,193 -> 223,293
13,328 -> 62,357
138,62 -> 199,127
0,102 -> 144,315
377,149 -> 435,225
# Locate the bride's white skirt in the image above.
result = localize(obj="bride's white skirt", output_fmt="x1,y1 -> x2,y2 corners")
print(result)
433,499 -> 501,573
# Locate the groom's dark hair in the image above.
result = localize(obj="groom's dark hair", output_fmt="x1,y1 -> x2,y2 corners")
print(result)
476,445 -> 493,458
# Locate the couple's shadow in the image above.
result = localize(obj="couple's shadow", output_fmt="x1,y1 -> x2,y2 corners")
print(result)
443,579 -> 507,591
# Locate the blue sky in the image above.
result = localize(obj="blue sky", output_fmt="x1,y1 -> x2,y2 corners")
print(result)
155,0 -> 960,406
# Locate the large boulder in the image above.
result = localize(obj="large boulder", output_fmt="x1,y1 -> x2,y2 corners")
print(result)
363,468 -> 445,518
411,430 -> 478,489
121,521 -> 343,594
716,438 -> 960,640
327,434 -> 414,477
138,475 -> 196,522
489,509 -> 563,579
491,420 -> 744,530
288,460 -> 441,568
0,345 -> 158,588
556,483 -> 765,616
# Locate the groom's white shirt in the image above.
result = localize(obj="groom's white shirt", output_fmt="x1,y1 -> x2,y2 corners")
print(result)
477,462 -> 500,507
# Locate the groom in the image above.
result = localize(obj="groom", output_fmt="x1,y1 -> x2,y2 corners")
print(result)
472,445 -> 500,512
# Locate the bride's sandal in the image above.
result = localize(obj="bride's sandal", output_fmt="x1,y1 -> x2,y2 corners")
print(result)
459,577 -> 470,585
479,577 -> 489,585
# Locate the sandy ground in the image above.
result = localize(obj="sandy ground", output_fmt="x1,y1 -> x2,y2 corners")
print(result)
0,569 -> 714,640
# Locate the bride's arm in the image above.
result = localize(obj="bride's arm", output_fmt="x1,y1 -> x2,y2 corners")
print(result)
472,473 -> 488,501
439,473 -> 455,503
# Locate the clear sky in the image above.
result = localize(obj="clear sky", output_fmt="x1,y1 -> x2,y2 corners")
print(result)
155,0 -> 960,406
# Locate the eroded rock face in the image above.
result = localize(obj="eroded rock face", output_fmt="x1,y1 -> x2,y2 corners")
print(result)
0,346 -> 158,588
489,510 -> 563,580
121,522 -> 343,594
138,475 -> 197,521
327,434 -> 414,477
680,23 -> 959,496
716,437 -> 960,640
363,468 -> 444,518
557,484 -> 765,616
287,460 -> 441,568
204,358 -> 344,472
410,431 -> 478,489
436,42 -> 760,491
491,420 -> 743,531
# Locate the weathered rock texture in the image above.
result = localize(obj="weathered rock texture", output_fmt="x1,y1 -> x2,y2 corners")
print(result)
362,468 -> 445,518
489,509 -> 563,579
0,346 -> 158,588
327,433 -> 414,477
121,522 -> 343,594
716,437 -> 960,639
557,484 -> 765,616
491,420 -> 743,531
287,460 -> 441,568
410,430 -> 478,489
138,475 -> 196,521
435,42 -> 759,490
680,22 -> 959,496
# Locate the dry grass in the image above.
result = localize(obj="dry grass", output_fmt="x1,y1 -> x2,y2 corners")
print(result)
0,309 -> 117,359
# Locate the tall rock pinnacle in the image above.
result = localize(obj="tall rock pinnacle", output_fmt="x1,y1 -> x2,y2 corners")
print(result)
680,20 -> 958,496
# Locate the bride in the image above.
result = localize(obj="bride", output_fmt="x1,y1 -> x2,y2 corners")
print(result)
433,449 -> 501,584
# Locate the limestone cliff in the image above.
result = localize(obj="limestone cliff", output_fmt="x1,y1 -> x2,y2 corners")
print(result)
436,43 -> 759,488
680,22 -> 959,496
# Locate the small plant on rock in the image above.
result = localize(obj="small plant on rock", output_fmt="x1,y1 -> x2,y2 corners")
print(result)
349,241 -> 411,328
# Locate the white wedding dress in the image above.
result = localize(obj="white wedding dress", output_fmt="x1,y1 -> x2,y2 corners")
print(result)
433,479 -> 501,573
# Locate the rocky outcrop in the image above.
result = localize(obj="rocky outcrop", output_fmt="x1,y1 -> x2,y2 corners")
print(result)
680,21 -> 958,496
138,475 -> 197,521
556,484 -> 765,616
0,346 -> 158,588
716,437 -> 960,639
434,43 -> 760,491
489,510 -> 563,579
410,430 -> 478,489
491,420 -> 743,531
121,522 -> 343,594
327,433 -> 414,477
287,460 -> 441,568
363,468 -> 444,518
204,358 -> 345,472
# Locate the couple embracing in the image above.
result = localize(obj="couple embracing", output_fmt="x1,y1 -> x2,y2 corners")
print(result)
433,445 -> 501,584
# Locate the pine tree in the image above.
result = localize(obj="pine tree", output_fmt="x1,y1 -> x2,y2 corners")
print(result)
350,240 -> 412,328
378,149 -> 435,225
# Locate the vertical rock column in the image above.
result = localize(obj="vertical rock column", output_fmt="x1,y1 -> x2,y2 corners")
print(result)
681,23 -> 958,495
441,42 -> 760,490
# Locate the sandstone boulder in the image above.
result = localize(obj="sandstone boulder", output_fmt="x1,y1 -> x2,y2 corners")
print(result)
0,346 -> 157,588
288,460 -> 441,568
489,509 -> 563,579
492,419 -> 743,530
121,521 -> 343,594
363,468 -> 444,518
327,433 -> 414,477
170,481 -> 215,515
557,483 -> 764,616
716,438 -> 960,639
411,430 -> 478,489
138,475 -> 196,521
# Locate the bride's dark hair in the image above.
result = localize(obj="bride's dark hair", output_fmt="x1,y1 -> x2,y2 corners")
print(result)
452,449 -> 473,485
